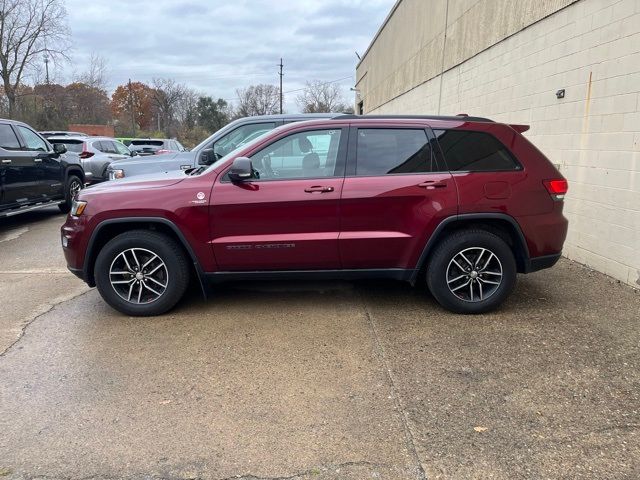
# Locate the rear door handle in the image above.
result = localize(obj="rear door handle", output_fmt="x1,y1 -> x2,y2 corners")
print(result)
1,159 -> 11,164
418,180 -> 447,189
34,158 -> 42,163
304,186 -> 334,193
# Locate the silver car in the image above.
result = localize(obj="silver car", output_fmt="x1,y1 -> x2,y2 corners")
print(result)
47,136 -> 136,184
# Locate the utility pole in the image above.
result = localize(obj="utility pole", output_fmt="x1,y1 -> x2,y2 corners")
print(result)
128,79 -> 136,136
278,58 -> 283,114
44,53 -> 50,84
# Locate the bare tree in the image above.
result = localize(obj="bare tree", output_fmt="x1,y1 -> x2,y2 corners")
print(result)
235,84 -> 279,117
0,0 -> 70,117
74,52 -> 108,90
296,80 -> 351,113
152,78 -> 188,136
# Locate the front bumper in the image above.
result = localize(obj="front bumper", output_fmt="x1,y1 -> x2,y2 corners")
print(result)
61,214 -> 92,285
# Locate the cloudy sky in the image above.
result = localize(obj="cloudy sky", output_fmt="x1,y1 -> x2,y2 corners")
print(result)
61,0 -> 394,112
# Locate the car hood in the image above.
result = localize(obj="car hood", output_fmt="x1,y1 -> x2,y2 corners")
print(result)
80,170 -> 187,196
109,151 -> 191,169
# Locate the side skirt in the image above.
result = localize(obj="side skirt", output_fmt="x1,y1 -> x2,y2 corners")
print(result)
204,268 -> 416,284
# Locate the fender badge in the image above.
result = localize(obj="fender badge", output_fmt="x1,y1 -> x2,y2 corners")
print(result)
190,191 -> 207,204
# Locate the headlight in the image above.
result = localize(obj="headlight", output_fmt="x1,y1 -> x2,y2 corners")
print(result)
109,169 -> 125,180
70,200 -> 87,216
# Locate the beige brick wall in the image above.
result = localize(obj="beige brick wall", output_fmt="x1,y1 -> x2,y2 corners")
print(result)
357,0 -> 640,287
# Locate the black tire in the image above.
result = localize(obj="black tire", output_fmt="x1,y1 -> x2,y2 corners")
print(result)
58,174 -> 83,213
426,229 -> 517,314
94,230 -> 190,316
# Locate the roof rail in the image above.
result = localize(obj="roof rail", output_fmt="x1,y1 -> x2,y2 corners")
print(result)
338,114 -> 494,122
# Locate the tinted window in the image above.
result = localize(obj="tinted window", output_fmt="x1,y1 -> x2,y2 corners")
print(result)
16,126 -> 48,152
248,129 -> 342,180
214,122 -> 276,158
92,140 -> 106,152
433,129 -> 520,171
130,140 -> 164,146
356,128 -> 437,176
0,124 -> 21,150
50,139 -> 83,153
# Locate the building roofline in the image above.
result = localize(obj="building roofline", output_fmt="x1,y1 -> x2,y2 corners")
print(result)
356,0 -> 403,70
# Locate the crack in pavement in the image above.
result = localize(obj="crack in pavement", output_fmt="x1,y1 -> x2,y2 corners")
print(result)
0,287 -> 92,357
358,291 -> 428,480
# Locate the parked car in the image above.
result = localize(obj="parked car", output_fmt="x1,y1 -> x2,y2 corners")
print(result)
128,138 -> 186,156
47,136 -> 136,184
107,113 -> 341,180
40,131 -> 88,138
1,119 -> 85,217
62,114 -> 568,316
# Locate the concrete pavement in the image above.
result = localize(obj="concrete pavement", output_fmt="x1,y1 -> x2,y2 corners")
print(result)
0,210 -> 638,479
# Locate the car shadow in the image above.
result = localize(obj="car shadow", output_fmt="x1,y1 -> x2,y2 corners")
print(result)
0,206 -> 64,232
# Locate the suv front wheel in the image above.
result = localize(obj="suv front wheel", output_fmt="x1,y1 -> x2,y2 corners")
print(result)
427,230 -> 517,314
94,230 -> 190,316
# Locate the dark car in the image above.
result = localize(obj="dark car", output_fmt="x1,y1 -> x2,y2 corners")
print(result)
47,136 -> 136,184
62,114 -> 568,316
127,138 -> 186,156
107,113 -> 341,180
1,119 -> 85,217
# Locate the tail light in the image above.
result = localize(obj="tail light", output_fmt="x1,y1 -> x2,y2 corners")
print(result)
79,142 -> 93,159
543,179 -> 568,200
156,149 -> 170,155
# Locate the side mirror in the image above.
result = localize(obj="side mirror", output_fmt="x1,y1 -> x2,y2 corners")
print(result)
228,157 -> 253,182
198,148 -> 216,166
53,143 -> 67,155
130,150 -> 138,157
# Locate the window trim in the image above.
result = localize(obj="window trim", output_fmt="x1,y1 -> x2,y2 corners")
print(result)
219,127 -> 349,183
346,126 -> 448,177
432,128 -> 523,173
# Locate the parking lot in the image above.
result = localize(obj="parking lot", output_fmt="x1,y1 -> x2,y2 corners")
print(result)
0,208 -> 638,479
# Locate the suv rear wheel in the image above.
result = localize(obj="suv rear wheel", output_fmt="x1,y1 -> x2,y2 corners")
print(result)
94,230 -> 190,316
426,230 -> 516,314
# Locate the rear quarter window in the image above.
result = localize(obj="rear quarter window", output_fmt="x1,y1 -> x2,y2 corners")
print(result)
433,129 -> 521,172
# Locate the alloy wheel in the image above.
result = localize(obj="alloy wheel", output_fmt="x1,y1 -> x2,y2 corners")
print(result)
69,179 -> 82,198
109,248 -> 168,304
446,247 -> 503,302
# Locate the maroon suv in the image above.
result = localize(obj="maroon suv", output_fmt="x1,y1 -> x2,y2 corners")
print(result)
61,115 -> 568,316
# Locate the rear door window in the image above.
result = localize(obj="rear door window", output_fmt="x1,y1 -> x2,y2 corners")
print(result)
355,128 -> 439,176
0,124 -> 21,150
433,129 -> 521,171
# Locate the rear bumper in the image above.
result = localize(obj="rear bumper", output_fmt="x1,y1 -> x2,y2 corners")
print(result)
524,253 -> 561,273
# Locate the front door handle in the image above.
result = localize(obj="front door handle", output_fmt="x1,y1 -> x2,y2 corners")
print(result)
33,158 -> 43,163
304,186 -> 334,193
1,159 -> 11,164
418,180 -> 447,189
